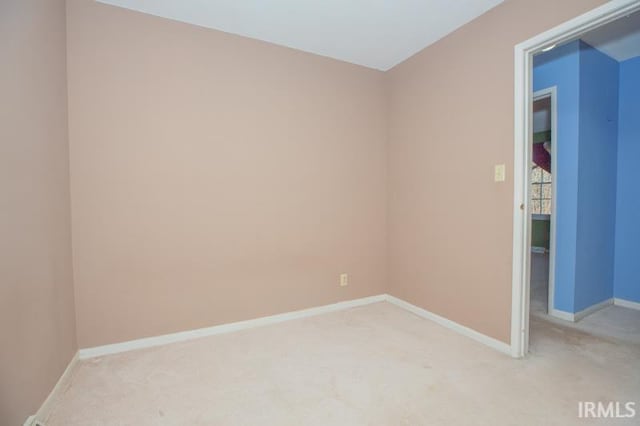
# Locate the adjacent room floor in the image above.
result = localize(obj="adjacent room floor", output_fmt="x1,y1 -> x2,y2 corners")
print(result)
530,251 -> 640,345
530,251 -> 550,316
540,305 -> 640,346
44,302 -> 639,426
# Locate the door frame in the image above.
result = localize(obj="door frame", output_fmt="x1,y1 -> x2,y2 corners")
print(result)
532,87 -> 557,318
511,0 -> 640,358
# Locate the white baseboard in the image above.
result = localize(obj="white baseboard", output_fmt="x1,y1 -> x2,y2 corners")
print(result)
25,292 -> 514,424
24,351 -> 79,426
576,298 -> 614,321
79,295 -> 387,359
614,298 -> 640,311
80,294 -> 513,359
549,298 -> 613,322
21,292 -> 640,425
385,295 -> 512,356
548,308 -> 575,322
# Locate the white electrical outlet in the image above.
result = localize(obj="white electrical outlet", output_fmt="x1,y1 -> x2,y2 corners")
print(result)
340,273 -> 348,287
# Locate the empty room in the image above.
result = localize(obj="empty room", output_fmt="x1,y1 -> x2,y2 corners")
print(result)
2,0 -> 639,425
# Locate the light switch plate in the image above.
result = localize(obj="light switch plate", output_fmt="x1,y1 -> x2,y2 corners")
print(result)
340,273 -> 348,287
494,164 -> 506,182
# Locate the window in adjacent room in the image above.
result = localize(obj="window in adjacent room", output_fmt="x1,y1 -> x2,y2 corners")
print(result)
531,165 -> 551,215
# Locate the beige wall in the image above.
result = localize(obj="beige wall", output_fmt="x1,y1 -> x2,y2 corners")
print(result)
0,0 -> 77,424
1,6 -> 616,420
386,0 -> 606,343
66,0 -> 611,349
66,0 -> 388,348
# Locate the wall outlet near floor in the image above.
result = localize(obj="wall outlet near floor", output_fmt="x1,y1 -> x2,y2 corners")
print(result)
340,273 -> 348,287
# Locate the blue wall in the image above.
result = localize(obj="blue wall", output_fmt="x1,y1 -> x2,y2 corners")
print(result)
533,41 -> 620,313
614,56 -> 640,304
533,41 -> 581,312
574,42 -> 619,311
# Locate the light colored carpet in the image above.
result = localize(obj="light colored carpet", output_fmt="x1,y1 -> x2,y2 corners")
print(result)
576,305 -> 640,344
45,302 -> 640,425
539,305 -> 640,346
530,251 -> 640,345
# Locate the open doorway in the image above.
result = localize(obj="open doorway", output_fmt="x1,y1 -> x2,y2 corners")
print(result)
511,0 -> 640,358
529,90 -> 555,318
528,11 -> 640,346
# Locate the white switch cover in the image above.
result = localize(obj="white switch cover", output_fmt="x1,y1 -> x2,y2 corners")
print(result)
494,164 -> 506,182
340,273 -> 348,287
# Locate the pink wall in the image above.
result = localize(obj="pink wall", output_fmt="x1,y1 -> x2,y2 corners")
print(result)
0,1 -> 77,424
386,0 -> 606,343
66,0 -> 389,348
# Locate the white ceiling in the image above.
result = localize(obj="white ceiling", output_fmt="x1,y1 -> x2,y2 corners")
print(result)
96,0 -> 504,71
582,12 -> 640,61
